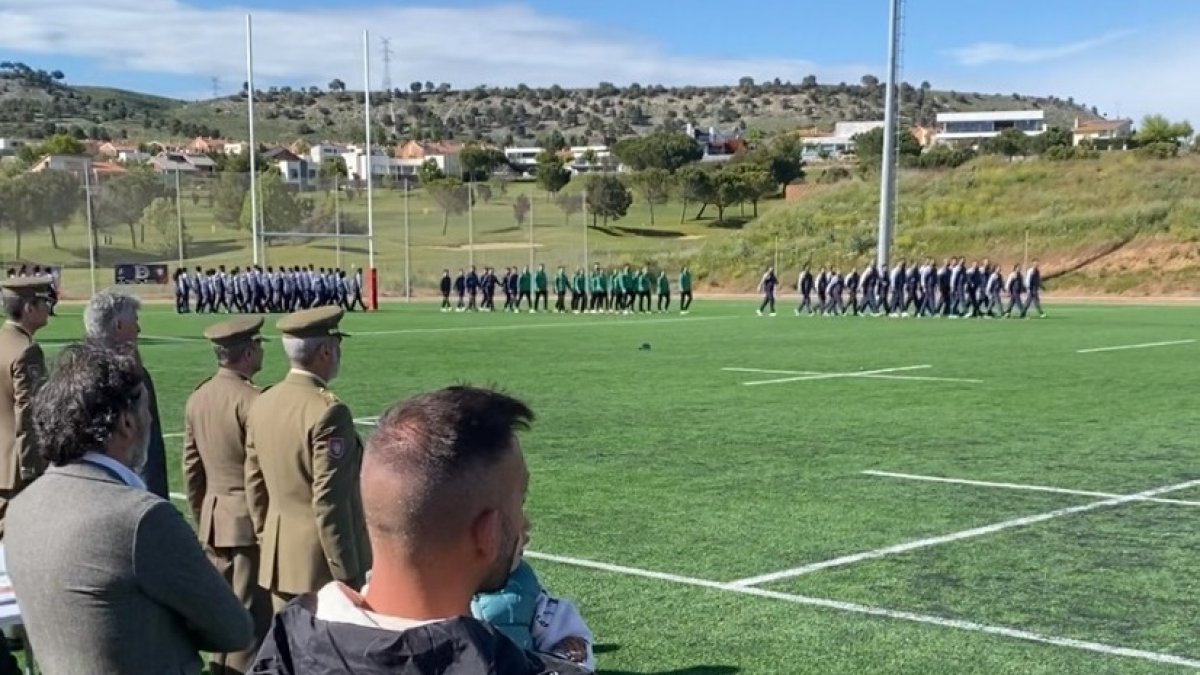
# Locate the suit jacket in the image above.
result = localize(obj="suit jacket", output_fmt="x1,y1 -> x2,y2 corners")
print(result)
245,370 -> 370,595
183,368 -> 260,549
5,462 -> 253,675
141,368 -> 169,500
0,322 -> 45,491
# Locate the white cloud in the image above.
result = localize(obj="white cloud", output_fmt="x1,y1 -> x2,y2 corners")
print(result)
932,28 -> 1200,123
0,0 -> 871,94
946,30 -> 1134,66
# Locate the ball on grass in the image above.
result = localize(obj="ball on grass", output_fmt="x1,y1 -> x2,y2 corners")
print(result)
639,342 -> 652,351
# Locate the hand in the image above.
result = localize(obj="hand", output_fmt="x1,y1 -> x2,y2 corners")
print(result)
552,636 -> 589,664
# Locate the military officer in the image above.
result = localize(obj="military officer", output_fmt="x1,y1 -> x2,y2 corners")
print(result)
0,277 -> 51,536
183,316 -> 269,675
244,306 -> 369,612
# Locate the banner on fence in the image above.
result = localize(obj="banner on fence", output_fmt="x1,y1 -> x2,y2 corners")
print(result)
114,264 -> 169,285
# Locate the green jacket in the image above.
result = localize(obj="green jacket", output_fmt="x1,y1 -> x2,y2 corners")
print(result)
657,273 -> 670,294
680,270 -> 692,292
572,273 -> 585,293
554,272 -> 568,293
534,271 -> 548,292
518,272 -> 531,293
637,273 -> 651,292
611,273 -> 622,293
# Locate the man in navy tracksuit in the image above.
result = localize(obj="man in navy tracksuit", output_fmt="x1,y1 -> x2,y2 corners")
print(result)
757,267 -> 779,316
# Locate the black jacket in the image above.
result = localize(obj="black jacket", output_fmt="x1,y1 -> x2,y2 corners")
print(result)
251,594 -> 589,675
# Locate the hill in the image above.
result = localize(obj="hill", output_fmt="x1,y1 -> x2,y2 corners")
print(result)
1,61 -> 1100,145
691,153 -> 1200,295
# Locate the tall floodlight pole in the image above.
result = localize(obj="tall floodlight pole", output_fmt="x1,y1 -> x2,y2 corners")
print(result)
363,29 -> 377,309
876,0 -> 901,269
582,189 -> 589,289
404,179 -> 411,301
84,167 -> 97,295
529,194 -> 535,273
246,14 -> 260,265
467,181 -> 475,268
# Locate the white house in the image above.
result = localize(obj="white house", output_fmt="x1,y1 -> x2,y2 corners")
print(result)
309,143 -> 349,165
503,147 -> 540,172
935,110 -> 1045,145
0,138 -> 28,155
277,158 -> 319,189
1072,117 -> 1133,147
117,150 -> 151,163
29,154 -> 91,177
801,120 -> 886,160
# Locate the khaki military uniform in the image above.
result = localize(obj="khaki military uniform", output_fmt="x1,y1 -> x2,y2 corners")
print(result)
245,307 -> 369,611
184,364 -> 269,675
0,318 -> 48,537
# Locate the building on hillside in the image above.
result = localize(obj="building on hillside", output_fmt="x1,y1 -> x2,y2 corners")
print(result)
262,147 -> 302,163
800,121 -> 886,161
911,125 -> 937,147
99,142 -> 151,163
934,110 -> 1045,145
277,158 -> 319,189
309,143 -> 349,165
503,147 -> 540,173
1072,117 -> 1133,147
563,145 -> 619,174
91,161 -> 129,178
390,141 -> 463,176
149,152 -> 217,174
686,123 -> 745,161
29,154 -> 92,178
0,138 -> 28,156
188,137 -> 234,154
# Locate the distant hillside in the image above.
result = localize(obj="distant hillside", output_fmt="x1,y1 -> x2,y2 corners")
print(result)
691,153 -> 1200,295
1,62 -> 1101,145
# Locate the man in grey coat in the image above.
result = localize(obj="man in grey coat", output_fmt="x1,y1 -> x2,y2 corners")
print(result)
5,340 -> 252,675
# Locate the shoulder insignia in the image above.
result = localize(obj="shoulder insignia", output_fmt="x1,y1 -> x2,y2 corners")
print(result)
192,376 -> 213,392
328,437 -> 345,460
319,389 -> 341,405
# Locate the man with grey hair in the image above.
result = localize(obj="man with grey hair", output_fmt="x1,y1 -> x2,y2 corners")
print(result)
7,340 -> 253,675
82,290 -> 169,499
245,306 -> 370,612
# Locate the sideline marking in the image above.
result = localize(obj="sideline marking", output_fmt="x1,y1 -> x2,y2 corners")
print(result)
864,470 -> 1200,507
1077,339 -> 1195,354
724,366 -> 985,386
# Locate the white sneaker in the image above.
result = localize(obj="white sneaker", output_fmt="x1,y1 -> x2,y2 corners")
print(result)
756,310 -> 763,316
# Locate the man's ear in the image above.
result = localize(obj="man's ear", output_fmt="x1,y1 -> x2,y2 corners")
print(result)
470,508 -> 500,561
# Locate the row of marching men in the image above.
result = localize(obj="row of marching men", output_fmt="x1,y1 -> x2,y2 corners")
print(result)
757,258 -> 1046,318
442,264 -> 697,315
174,265 -> 369,314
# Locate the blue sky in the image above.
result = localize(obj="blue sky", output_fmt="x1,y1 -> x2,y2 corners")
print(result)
1,0 -> 1196,121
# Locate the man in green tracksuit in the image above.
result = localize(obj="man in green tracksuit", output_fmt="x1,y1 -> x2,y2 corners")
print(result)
620,265 -> 635,314
533,263 -> 549,312
517,266 -> 532,311
590,265 -> 606,313
656,269 -> 671,312
637,266 -> 652,313
571,268 -> 586,313
611,268 -> 624,313
679,266 -> 693,314
554,266 -> 569,313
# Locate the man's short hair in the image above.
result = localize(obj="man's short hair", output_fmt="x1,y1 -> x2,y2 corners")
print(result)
34,340 -> 146,466
3,294 -> 26,322
364,386 -> 534,543
83,290 -> 141,341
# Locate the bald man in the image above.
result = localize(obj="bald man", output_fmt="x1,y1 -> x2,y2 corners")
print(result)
252,387 -> 587,675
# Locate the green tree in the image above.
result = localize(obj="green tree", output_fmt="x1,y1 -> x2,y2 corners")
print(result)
0,176 -> 36,259
95,169 -> 166,248
584,174 -> 632,227
982,128 -> 1030,158
709,169 -> 749,223
24,170 -> 80,249
676,166 -> 711,223
426,178 -> 469,234
628,168 -> 671,225
554,191 -> 582,226
1136,115 -> 1194,145
138,196 -> 187,256
417,159 -> 445,186
474,182 -> 493,204
1031,126 -> 1072,153
535,150 -> 571,199
613,132 -> 703,172
459,144 -> 507,182
213,172 -> 249,226
852,126 -> 922,173
745,135 -> 806,189
537,130 -> 568,152
319,157 -> 348,188
727,164 -> 774,218
513,193 -> 531,227
239,171 -> 301,240
35,134 -> 86,157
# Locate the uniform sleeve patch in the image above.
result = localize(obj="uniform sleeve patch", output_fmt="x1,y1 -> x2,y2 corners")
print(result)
328,437 -> 345,460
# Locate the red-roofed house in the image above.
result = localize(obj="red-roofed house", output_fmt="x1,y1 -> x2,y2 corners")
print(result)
1072,118 -> 1133,148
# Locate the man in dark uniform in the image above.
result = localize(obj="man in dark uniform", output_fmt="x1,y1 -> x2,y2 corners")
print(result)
439,270 -> 452,312
453,269 -> 466,312
846,267 -> 860,317
517,266 -> 533,312
678,266 -> 693,315
796,267 -> 815,315
466,266 -> 480,312
533,264 -> 549,312
554,266 -> 569,313
184,316 -> 271,674
0,277 -> 51,537
570,267 -> 586,314
1022,260 -> 1046,318
756,266 -> 779,317
481,267 -> 497,312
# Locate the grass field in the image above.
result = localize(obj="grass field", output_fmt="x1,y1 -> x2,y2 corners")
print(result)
34,298 -> 1200,674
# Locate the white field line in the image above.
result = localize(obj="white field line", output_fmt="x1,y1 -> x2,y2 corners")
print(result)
325,315 -> 736,338
525,551 -> 1200,669
1077,339 -> 1195,354
864,470 -> 1200,507
724,366 -> 982,385
743,365 -> 931,386
727,478 -> 1200,588
139,334 -> 207,343
169,492 -> 187,502
354,416 -> 380,426
163,432 -> 184,439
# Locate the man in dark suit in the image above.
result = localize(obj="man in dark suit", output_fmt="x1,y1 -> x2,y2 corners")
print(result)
7,340 -> 252,675
83,290 -> 169,499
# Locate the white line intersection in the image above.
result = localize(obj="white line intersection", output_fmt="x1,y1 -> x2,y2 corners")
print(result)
723,365 -> 984,386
